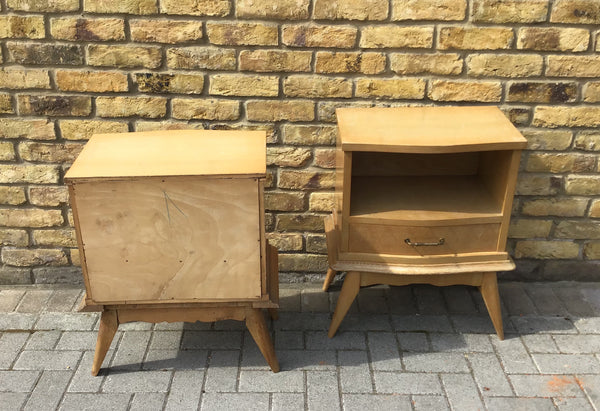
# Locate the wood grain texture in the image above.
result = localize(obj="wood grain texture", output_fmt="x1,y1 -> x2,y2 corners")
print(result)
92,310 -> 117,376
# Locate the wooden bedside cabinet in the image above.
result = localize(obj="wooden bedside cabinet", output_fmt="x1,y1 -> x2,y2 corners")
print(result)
66,130 -> 279,374
324,107 -> 527,339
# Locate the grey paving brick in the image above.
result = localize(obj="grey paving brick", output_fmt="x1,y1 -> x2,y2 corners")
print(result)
277,350 -> 336,371
0,313 -> 37,331
275,312 -> 330,330
60,393 -> 131,411
181,331 -> 242,349
182,321 -> 213,331
307,371 -> 340,411
357,286 -> 389,313
441,373 -> 484,411
153,322 -> 185,331
532,353 -> 600,374
338,350 -> 372,393
414,285 -> 448,315
387,286 -> 418,315
201,393 -> 269,411
143,349 -> 208,370
403,352 -> 469,373
492,336 -> 538,374
164,370 -> 203,410
392,315 -> 453,333
500,283 -> 538,316
110,331 -> 150,371
272,393 -> 305,411
56,331 -> 107,351
274,330 -> 303,350
555,287 -> 597,317
521,334 -> 560,353
575,375 -> 600,409
0,370 -> 40,392
103,370 -> 172,393
239,370 -> 304,392
306,331 -> 366,350
451,314 -> 515,335
16,290 -> 53,313
301,288 -> 330,312
396,332 -> 429,352
68,350 -> 106,393
484,397 -> 556,410
25,331 -> 61,350
368,332 -> 402,371
554,397 -> 595,411
149,331 -> 183,350
412,395 -> 450,411
213,319 -> 246,330
342,393 -> 412,411
554,335 -> 600,354
115,322 -> 153,331
129,393 -> 166,410
330,290 -> 359,315
24,370 -> 72,411
278,287 -> 302,312
338,314 -> 392,332
45,289 -> 83,312
574,317 -> 600,334
0,332 -> 29,369
525,285 -> 569,316
204,350 -> 239,392
511,315 -> 577,335
35,312 -> 97,331
442,286 -> 478,314
430,333 -> 493,353
0,290 -> 25,312
0,393 -> 28,409
581,287 -> 600,316
509,374 -> 585,398
374,372 -> 442,395
14,350 -> 81,370
467,353 -> 513,397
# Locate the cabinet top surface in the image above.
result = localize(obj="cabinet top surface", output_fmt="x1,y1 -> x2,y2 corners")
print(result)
336,106 -> 527,153
65,130 -> 266,180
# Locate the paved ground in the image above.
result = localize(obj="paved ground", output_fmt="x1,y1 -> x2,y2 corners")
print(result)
0,281 -> 599,410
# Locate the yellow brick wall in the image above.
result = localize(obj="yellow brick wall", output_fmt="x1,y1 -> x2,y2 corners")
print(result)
0,0 -> 599,283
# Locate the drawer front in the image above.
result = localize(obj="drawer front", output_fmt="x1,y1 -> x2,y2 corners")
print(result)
348,223 -> 500,256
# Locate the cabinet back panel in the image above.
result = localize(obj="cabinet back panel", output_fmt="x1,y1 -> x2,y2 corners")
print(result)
351,152 -> 479,177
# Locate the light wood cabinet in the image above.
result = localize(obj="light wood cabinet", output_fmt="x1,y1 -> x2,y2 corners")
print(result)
324,107 -> 527,339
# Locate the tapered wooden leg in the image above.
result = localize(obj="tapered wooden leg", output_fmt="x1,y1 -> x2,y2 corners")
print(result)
479,272 -> 504,340
245,308 -> 280,373
268,308 -> 278,321
322,267 -> 337,292
328,271 -> 361,338
92,310 -> 118,376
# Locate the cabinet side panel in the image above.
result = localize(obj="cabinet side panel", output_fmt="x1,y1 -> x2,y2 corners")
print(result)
74,177 -> 262,303
68,183 -> 94,299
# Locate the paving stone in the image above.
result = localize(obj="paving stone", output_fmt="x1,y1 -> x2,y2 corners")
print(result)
441,373 -> 484,411
307,371 -> 340,411
16,290 -> 53,313
67,350 -> 106,392
164,370 -> 203,410
521,334 -> 560,353
0,393 -> 28,409
387,286 -> 419,315
110,331 -> 150,371
153,322 -> 185,331
554,397 -> 595,411
500,283 -> 538,315
275,312 -> 330,330
357,286 -> 389,313
306,331 -> 366,350
396,332 -> 430,352
342,393 -> 412,410
239,370 -> 304,392
276,349 -> 336,371
103,370 -> 172,392
0,332 -> 30,369
525,285 -> 569,316
143,349 -> 208,370
442,286 -> 479,314
374,372 -> 442,394
329,290 -> 359,315
56,331 -> 107,351
201,393 -> 269,411
278,287 -> 302,312
338,350 -> 372,393
392,315 -> 453,333
533,353 -> 600,374
204,350 -> 239,392
0,370 -> 40,391
338,314 -> 392,331
113,321 -> 152,331
414,285 -> 448,315
430,333 -> 493,353
484,397 -> 556,410
272,393 -> 305,411
555,287 -> 597,317
511,315 -> 577,335
451,314 -> 514,335
574,317 -> 600,334
509,374 -> 585,397
492,336 -> 538,374
24,370 -> 72,410
14,350 -> 81,370
412,395 -> 450,410
403,352 -> 469,373
274,330 -> 304,350
581,287 -> 600,316
181,331 -> 243,349
0,313 -> 37,330
467,353 -> 514,396
182,321 -> 212,331
25,330 -> 61,350
240,332 -> 271,371
301,288 -> 330,312
149,331 -> 182,350
130,393 -> 166,410
554,335 -> 600,354
0,290 -> 25,312
576,375 -> 600,409
45,289 -> 83,312
60,393 -> 131,411
367,331 -> 402,371
35,312 -> 97,331
213,319 -> 247,330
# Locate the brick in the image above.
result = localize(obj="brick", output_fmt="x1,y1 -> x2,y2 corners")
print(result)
207,22 -> 277,46
279,253 -> 327,271
19,142 -> 83,163
439,27 -> 513,50
390,53 -> 462,75
467,53 -> 543,77
8,0 -> 78,12
521,129 -> 573,150
267,147 -> 312,167
584,82 -> 600,103
590,200 -> 600,217
318,101 -> 375,123
0,208 -> 63,227
314,148 -> 335,168
284,75 -> 352,98
355,78 -> 425,99
237,0 -> 309,19
166,47 -> 236,70
60,120 -> 128,140
360,25 -> 433,48
2,248 -> 68,267
96,97 -> 166,118
17,95 -> 90,117
507,81 -> 577,103
278,170 -> 334,190
135,73 -> 205,94
429,80 -> 502,102
56,70 -> 128,93
282,125 -> 336,146
247,100 -> 314,122
316,52 -> 385,74
522,198 -> 589,217
29,186 -> 69,207
584,242 -> 600,259
135,120 -> 204,132
172,98 -> 239,120
84,0 -> 157,14
527,153 -> 596,173
547,55 -> 600,77
306,234 -> 326,253
130,19 -> 202,43
283,24 -> 357,48
309,192 -> 335,212
566,175 -> 600,195
555,221 -> 600,239
518,27 -> 589,52
392,0 -> 466,20
508,219 -> 553,238
7,42 -> 83,65
0,119 -> 55,140
0,186 -> 25,205
515,240 -> 579,259
504,107 -> 530,126
33,230 -> 77,247
207,123 -> 276,142
0,165 -> 59,184
202,393 -> 269,410
265,233 -> 303,251
533,106 -> 600,128
550,0 -> 600,24
51,18 -> 125,41
0,141 -> 16,161
210,74 -> 278,97
314,0 -> 388,20
160,0 -> 230,16
472,0 -> 548,23
88,45 -> 161,69
0,94 -> 12,114
0,15 -> 44,39
0,68 -> 49,90
240,50 -> 312,73
0,229 -> 28,246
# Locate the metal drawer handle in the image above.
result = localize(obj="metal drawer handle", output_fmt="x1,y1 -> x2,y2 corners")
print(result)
405,238 -> 445,247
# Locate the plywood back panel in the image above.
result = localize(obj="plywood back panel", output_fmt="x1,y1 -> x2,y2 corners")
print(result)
73,177 -> 262,303
351,152 -> 479,177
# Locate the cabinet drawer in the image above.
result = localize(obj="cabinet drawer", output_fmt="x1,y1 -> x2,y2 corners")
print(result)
347,223 -> 500,256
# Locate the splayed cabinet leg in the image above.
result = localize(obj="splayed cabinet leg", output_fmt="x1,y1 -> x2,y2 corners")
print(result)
246,308 -> 280,373
322,268 -> 337,292
92,310 -> 118,376
479,272 -> 504,340
328,271 -> 360,338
